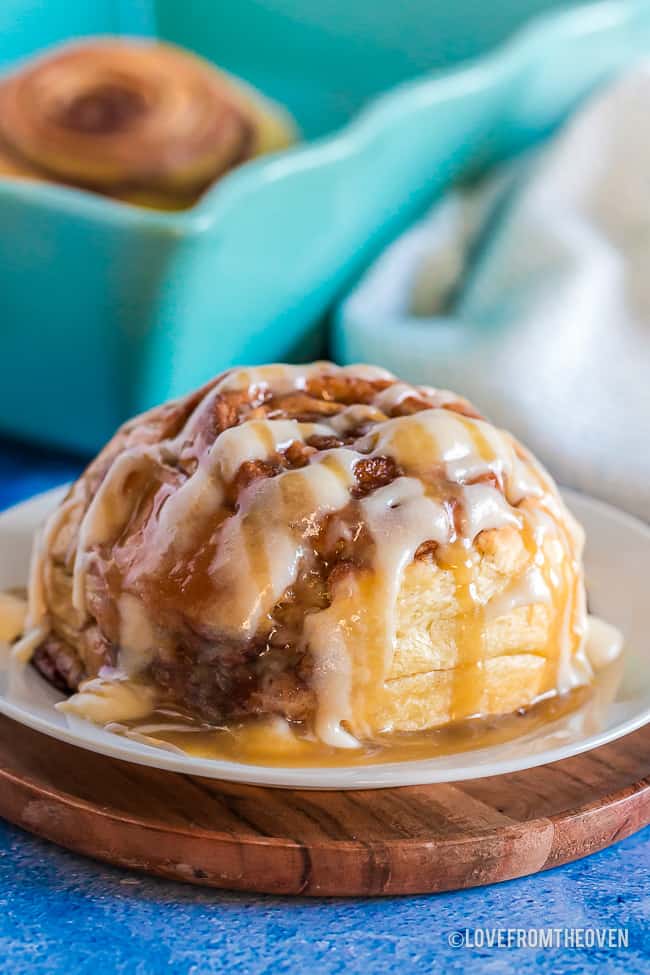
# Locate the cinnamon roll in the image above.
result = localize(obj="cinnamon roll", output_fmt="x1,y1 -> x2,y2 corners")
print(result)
14,363 -> 620,752
0,40 -> 294,209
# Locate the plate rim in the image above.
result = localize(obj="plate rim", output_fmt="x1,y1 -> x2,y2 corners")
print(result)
0,484 -> 648,790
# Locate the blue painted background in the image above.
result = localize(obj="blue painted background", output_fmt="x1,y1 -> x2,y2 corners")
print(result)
0,438 -> 649,973
0,817 -> 648,974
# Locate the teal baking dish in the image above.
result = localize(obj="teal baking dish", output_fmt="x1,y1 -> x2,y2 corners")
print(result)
0,0 -> 648,452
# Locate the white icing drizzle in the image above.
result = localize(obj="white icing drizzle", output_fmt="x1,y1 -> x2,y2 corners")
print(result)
510,451 -> 545,504
57,675 -> 156,723
10,494 -> 83,663
522,498 -> 589,692
484,565 -> 552,621
22,495 -> 81,632
154,459 -> 221,549
305,612 -> 358,748
214,419 -> 330,482
585,616 -> 624,669
306,478 -> 453,745
357,407 -> 540,505
206,449 -> 359,637
373,382 -> 423,411
215,362 -> 393,398
459,483 -> 522,542
339,363 -> 395,382
117,593 -> 157,674
216,363 -> 320,396
155,418 -> 332,552
360,478 -> 453,679
329,404 -> 387,434
11,625 -> 49,664
356,478 -> 453,723
104,723 -> 186,754
419,385 -> 465,407
169,364 -> 335,447
73,448 -> 157,614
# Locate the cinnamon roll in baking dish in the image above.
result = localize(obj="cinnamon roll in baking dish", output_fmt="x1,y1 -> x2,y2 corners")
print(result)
15,362 -> 610,751
0,40 -> 294,209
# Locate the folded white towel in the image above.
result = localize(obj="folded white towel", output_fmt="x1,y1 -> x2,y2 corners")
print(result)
336,65 -> 650,521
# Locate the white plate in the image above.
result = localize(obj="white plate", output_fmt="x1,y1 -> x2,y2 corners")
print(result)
0,486 -> 648,789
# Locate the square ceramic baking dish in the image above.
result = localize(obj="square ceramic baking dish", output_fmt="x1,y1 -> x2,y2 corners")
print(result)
1,0 -> 649,451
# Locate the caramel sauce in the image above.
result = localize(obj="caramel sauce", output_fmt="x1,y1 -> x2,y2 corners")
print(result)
520,514 -> 557,696
242,505 -> 273,613
349,570 -> 389,735
457,414 -> 495,464
436,540 -> 486,722
383,416 -> 436,472
116,679 -> 610,768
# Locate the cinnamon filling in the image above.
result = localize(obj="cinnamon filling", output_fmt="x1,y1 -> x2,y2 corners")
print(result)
57,84 -> 149,134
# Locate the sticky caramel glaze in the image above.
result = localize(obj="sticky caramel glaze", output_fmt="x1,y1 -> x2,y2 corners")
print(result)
15,362 -> 607,750
111,671 -> 621,767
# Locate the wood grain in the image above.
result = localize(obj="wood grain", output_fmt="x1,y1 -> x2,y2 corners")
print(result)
0,712 -> 648,895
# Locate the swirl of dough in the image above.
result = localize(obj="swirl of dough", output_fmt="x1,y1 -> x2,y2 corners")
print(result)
0,39 -> 294,207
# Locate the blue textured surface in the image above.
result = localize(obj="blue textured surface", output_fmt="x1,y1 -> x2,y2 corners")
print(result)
1,438 -> 649,973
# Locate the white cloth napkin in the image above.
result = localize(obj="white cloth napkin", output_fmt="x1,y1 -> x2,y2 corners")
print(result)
336,66 -> 650,521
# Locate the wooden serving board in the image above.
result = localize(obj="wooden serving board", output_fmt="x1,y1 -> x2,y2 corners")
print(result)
0,712 -> 649,896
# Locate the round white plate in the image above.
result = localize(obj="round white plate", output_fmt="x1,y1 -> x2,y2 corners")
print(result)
0,486 -> 648,789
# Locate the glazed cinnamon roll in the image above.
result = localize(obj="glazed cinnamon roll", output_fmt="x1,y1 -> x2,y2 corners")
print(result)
14,362 -> 619,751
0,40 -> 294,209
